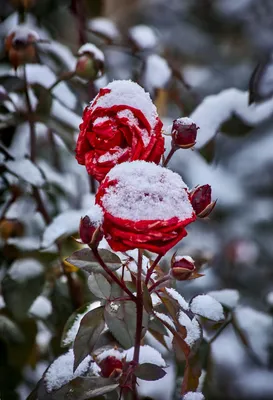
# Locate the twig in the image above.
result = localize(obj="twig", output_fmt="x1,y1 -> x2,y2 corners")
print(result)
23,66 -> 36,162
162,146 -> 176,167
148,276 -> 170,293
145,254 -> 162,285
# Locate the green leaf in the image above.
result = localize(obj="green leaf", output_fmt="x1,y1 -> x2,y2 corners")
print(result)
66,249 -> 121,274
73,307 -> 105,371
88,274 -> 111,299
148,317 -> 168,335
0,314 -> 24,343
134,363 -> 166,381
61,302 -> 95,348
142,285 -> 153,314
104,301 -> 136,349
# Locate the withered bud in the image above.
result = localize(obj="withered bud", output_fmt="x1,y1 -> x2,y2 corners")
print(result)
190,184 -> 216,218
171,117 -> 199,149
75,43 -> 104,80
5,26 -> 39,70
171,254 -> 195,281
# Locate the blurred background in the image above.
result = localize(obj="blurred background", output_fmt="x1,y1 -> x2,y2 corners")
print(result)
1,0 -> 273,399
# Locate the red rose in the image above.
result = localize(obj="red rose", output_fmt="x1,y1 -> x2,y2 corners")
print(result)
96,161 -> 196,255
75,80 -> 164,182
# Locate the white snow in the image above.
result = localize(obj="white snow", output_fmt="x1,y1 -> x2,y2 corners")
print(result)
143,54 -> 171,93
41,209 -> 88,248
192,88 -> 273,149
154,312 -> 176,331
208,289 -> 239,309
96,349 -> 124,362
165,288 -> 189,310
78,43 -> 104,62
234,306 -> 273,364
183,392 -> 205,400
101,161 -> 194,222
51,99 -> 81,131
29,296 -> 52,319
90,80 -> 159,129
9,25 -> 39,42
174,255 -> 194,263
8,258 -> 43,282
85,204 -> 103,226
62,301 -> 101,347
129,25 -> 157,49
0,295 -> 6,309
266,291 -> 273,306
44,349 -> 100,392
98,147 -> 128,163
5,158 -> 45,187
174,117 -> 195,127
190,295 -> 224,322
88,17 -> 119,40
178,312 -> 201,347
125,345 -> 166,367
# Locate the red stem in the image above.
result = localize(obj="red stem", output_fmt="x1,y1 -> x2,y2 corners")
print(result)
145,254 -> 162,285
148,275 -> 170,293
91,248 -> 136,302
163,146 -> 176,167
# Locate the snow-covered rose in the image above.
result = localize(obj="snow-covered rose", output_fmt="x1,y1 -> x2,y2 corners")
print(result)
75,80 -> 164,182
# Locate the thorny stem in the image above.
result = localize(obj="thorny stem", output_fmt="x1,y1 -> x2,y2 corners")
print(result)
148,275 -> 170,293
91,248 -> 136,302
132,249 -> 144,400
163,146 -> 176,167
145,254 -> 162,285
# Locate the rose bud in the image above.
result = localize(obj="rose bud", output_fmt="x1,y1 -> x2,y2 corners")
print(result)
171,117 -> 199,149
5,27 -> 39,70
190,184 -> 216,218
79,205 -> 103,246
99,356 -> 123,378
75,43 -> 104,80
171,255 -> 195,281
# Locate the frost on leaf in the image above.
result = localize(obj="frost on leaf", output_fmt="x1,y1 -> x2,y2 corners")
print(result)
207,289 -> 239,309
88,17 -> 119,40
165,288 -> 189,311
125,345 -> 166,367
5,158 -> 45,187
102,161 -> 194,222
178,312 -> 201,347
190,295 -> 224,322
44,349 -> 100,392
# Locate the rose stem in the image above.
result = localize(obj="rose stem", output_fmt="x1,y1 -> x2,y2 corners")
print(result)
148,275 -> 170,293
162,146 -> 176,167
145,254 -> 162,285
91,248 -> 136,302
132,249 -> 144,400
23,67 -> 82,308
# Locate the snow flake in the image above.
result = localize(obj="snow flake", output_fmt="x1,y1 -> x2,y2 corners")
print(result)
102,161 -> 194,222
165,288 -> 189,310
190,295 -> 224,321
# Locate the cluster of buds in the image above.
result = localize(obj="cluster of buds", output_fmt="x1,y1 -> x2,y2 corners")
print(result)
170,255 -> 196,281
75,43 -> 105,81
190,184 -> 216,218
5,26 -> 39,70
171,117 -> 199,149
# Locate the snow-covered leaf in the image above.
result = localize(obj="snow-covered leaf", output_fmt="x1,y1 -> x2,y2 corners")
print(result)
5,158 -> 45,187
73,307 -> 105,371
207,289 -> 239,309
183,391 -> 205,400
190,295 -> 224,322
249,54 -> 273,104
28,295 -> 52,319
125,345 -> 166,367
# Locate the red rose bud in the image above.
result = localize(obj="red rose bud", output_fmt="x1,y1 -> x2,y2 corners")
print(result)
171,117 -> 199,149
171,255 -> 195,280
79,205 -> 103,246
190,184 -> 216,218
5,27 -> 39,70
75,43 -> 104,80
99,356 -> 123,378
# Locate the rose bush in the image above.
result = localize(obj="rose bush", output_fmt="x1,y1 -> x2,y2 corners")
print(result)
75,80 -> 164,181
95,160 -> 196,254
